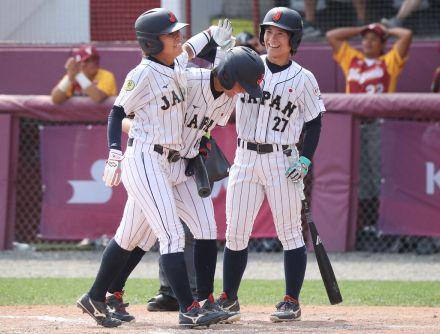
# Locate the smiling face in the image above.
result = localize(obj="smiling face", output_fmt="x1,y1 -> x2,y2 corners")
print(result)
263,26 -> 291,64
155,30 -> 183,65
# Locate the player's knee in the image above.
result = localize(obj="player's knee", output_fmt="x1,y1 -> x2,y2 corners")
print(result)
139,238 -> 157,252
189,223 -> 217,240
157,235 -> 185,254
225,235 -> 249,251
279,235 -> 305,250
114,237 -> 136,251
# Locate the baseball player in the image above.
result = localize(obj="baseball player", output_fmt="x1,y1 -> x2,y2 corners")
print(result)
76,8 -> 235,328
98,46 -> 265,325
216,7 -> 326,322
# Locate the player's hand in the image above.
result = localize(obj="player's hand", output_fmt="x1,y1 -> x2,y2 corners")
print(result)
103,149 -> 124,187
211,19 -> 234,50
285,156 -> 311,182
65,57 -> 80,81
221,36 -> 236,51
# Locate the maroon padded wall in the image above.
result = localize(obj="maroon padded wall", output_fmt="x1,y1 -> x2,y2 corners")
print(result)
1,41 -> 439,96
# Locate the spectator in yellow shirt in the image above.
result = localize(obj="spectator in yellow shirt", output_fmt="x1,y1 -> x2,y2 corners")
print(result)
326,23 -> 413,230
51,44 -> 117,104
326,23 -> 413,93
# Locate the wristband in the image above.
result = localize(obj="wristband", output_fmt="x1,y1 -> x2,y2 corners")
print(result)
299,156 -> 311,167
213,48 -> 226,67
75,72 -> 92,90
185,30 -> 210,56
109,149 -> 123,161
57,77 -> 71,92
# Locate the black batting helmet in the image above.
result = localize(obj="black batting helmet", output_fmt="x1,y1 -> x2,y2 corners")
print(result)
216,46 -> 265,98
259,7 -> 303,54
135,8 -> 188,55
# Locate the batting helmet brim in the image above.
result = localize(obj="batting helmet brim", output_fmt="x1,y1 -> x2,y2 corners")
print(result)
260,21 -> 299,34
241,81 -> 263,98
161,22 -> 189,34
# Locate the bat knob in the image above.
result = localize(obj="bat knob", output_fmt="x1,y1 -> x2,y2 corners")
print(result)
198,187 -> 211,198
283,148 -> 292,157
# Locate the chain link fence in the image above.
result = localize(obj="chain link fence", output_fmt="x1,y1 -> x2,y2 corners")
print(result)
14,118 -> 106,250
13,117 -> 314,253
13,115 -> 440,254
355,117 -> 440,255
7,0 -> 440,254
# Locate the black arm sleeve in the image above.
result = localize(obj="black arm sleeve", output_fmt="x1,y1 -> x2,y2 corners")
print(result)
302,113 -> 322,161
107,105 -> 126,151
197,41 -> 218,64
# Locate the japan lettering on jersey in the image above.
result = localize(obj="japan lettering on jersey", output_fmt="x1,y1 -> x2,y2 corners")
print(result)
347,57 -> 390,93
115,53 -> 189,150
179,67 -> 237,158
236,55 -> 325,145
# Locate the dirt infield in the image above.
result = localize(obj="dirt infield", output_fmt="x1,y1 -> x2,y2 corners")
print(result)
0,305 -> 439,334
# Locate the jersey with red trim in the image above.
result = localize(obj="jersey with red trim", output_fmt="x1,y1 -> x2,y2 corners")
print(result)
431,67 -> 440,93
62,68 -> 118,97
334,41 -> 406,93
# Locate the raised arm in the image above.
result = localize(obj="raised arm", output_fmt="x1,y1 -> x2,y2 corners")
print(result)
51,57 -> 78,104
326,26 -> 364,54
387,27 -> 413,58
183,19 -> 234,60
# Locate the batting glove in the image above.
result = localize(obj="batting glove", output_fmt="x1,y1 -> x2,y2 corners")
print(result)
102,149 -> 123,187
285,156 -> 311,182
211,19 -> 234,50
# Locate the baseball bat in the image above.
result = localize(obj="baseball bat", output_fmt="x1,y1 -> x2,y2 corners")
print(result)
302,199 -> 343,305
191,155 -> 211,198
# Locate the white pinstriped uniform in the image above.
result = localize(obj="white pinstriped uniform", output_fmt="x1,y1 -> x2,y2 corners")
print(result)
114,66 -> 237,253
113,52 -> 188,255
118,53 -> 189,150
226,55 -> 325,251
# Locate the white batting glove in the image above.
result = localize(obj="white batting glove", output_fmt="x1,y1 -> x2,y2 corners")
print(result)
285,156 -> 311,182
221,36 -> 236,51
211,19 -> 234,50
102,149 -> 123,187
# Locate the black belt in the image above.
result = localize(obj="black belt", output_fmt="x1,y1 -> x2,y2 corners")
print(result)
237,138 -> 289,154
128,138 -> 180,162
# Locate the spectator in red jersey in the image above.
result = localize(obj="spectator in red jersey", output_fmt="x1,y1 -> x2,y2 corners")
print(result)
51,44 -> 117,104
326,23 -> 413,229
326,23 -> 413,93
431,43 -> 440,92
432,68 -> 440,92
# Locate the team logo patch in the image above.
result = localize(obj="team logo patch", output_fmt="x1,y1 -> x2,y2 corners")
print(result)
257,73 -> 264,85
272,8 -> 282,22
169,11 -> 177,23
124,80 -> 135,91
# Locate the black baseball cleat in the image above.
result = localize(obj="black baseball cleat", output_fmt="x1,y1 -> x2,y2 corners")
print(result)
76,293 -> 122,327
147,293 -> 179,312
106,291 -> 135,322
216,291 -> 241,312
201,294 -> 240,324
179,300 -> 226,328
270,295 -> 302,322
